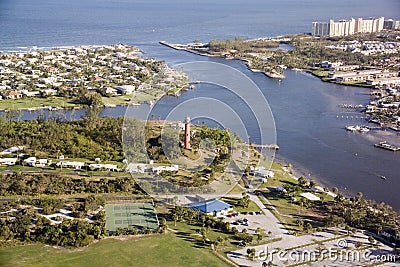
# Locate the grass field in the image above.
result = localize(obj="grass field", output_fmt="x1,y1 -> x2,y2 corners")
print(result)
0,232 -> 228,267
0,97 -> 76,110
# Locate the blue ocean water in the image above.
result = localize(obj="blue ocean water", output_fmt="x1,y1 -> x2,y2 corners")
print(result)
1,0 -> 399,49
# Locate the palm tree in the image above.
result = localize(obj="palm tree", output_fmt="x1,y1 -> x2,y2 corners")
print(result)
172,214 -> 178,226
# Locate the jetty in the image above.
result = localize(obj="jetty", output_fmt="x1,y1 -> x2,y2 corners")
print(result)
252,144 -> 280,150
374,141 -> 400,152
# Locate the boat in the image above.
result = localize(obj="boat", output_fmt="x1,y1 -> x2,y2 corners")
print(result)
104,103 -> 117,108
379,175 -> 387,180
346,126 -> 357,132
345,125 -> 370,133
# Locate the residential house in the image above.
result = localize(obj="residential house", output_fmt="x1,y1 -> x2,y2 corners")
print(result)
101,87 -> 119,96
250,166 -> 275,179
126,163 -> 148,173
89,163 -> 119,172
23,157 -> 37,166
115,85 -> 135,94
0,90 -> 23,99
35,159 -> 49,168
56,161 -> 85,169
152,165 -> 179,174
0,158 -> 17,166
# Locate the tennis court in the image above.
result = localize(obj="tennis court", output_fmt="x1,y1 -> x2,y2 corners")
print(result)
105,202 -> 159,233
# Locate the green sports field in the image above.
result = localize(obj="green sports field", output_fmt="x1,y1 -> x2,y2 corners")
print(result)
105,202 -> 159,233
0,233 -> 228,267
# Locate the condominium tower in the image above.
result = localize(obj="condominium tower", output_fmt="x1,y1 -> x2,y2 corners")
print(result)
312,17 -> 384,37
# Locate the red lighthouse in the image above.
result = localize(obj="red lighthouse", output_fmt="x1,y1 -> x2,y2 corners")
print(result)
184,116 -> 191,150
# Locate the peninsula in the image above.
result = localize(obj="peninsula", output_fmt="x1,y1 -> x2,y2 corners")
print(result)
0,44 -> 188,111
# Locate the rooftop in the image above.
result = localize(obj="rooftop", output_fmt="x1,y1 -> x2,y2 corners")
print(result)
187,199 -> 232,214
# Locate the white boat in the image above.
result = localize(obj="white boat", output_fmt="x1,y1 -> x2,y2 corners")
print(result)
104,103 -> 117,108
346,126 -> 357,132
346,125 -> 369,133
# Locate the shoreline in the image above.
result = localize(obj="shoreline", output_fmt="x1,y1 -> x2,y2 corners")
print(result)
159,41 -> 285,79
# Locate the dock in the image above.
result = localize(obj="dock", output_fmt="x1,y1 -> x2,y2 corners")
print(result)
374,141 -> 400,152
252,144 -> 280,150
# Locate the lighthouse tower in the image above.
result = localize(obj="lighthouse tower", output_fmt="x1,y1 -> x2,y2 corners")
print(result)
184,116 -> 191,150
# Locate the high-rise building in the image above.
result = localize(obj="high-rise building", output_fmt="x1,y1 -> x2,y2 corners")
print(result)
384,19 -> 400,30
312,17 -> 384,37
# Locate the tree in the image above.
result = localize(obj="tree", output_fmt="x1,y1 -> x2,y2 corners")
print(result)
298,176 -> 308,187
247,248 -> 256,261
239,192 -> 250,208
368,236 -> 375,246
172,214 -> 178,226
255,227 -> 265,243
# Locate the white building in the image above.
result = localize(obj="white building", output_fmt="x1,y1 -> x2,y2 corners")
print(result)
126,163 -> 148,173
89,163 -> 119,171
312,17 -> 384,37
152,165 -> 179,174
250,166 -> 274,179
115,85 -> 135,94
35,159 -> 49,168
56,161 -> 85,169
23,157 -> 37,166
0,158 -> 17,166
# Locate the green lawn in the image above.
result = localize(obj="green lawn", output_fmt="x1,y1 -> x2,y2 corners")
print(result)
0,232 -> 228,267
0,97 -> 77,110
221,197 -> 261,213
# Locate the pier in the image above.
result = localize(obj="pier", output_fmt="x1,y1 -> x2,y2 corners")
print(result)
252,144 -> 280,150
374,141 -> 400,152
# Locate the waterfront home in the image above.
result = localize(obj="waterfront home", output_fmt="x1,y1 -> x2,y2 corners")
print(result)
0,90 -> 23,99
366,77 -> 400,87
115,85 -> 135,94
56,161 -> 85,169
0,158 -> 17,166
249,166 -> 274,178
187,198 -> 233,217
41,88 -> 58,96
329,64 -> 360,72
101,87 -> 119,96
21,90 -> 41,97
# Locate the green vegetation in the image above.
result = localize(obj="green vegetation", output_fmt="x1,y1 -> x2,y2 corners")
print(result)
0,117 -> 124,161
0,44 -> 188,110
0,195 -> 106,248
221,195 -> 261,213
0,97 -> 76,110
0,233 -> 228,267
255,161 -> 400,236
0,172 -> 142,196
